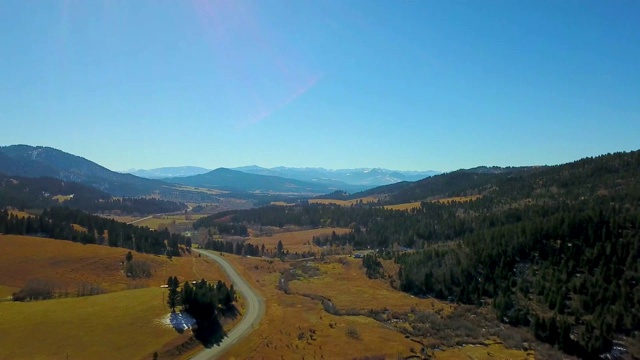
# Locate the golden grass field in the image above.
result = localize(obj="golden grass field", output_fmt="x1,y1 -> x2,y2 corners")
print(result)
211,225 -> 534,360
289,256 -> 452,314
216,255 -> 418,360
384,201 -> 423,210
52,194 -> 74,202
0,235 -> 241,359
247,228 -> 351,254
432,195 -> 482,204
8,210 -> 32,218
309,196 -> 378,206
0,235 -> 227,293
0,287 -> 174,359
269,201 -> 295,206
383,195 -> 483,211
133,214 -> 209,230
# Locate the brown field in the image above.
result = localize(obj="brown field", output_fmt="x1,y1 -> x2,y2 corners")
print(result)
52,194 -> 74,202
216,254 -> 418,360
384,201 -> 423,210
215,254 -> 533,360
0,284 -> 19,299
0,235 -> 243,359
309,196 -> 378,206
289,256 -> 451,314
269,201 -> 295,206
133,214 -> 208,230
432,195 -> 482,204
0,235 -> 228,294
0,287 -> 175,360
247,228 -> 351,254
384,195 -> 483,211
8,210 -> 32,218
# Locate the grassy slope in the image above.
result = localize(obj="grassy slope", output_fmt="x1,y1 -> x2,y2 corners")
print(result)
0,235 -> 227,293
0,235 -> 238,359
0,287 -> 173,360
247,228 -> 351,254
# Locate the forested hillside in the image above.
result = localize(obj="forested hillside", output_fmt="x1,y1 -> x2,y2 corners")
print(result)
0,207 -> 190,256
0,174 -> 187,215
193,150 -> 640,358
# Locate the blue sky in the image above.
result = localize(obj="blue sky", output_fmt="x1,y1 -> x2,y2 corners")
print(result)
1,0 -> 638,172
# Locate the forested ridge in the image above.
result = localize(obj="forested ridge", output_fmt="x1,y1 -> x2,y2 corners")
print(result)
0,207 -> 190,256
0,174 -> 187,215
194,150 -> 640,357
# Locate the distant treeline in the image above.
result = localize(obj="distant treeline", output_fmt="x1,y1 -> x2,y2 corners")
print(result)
192,217 -> 249,236
0,207 -> 190,256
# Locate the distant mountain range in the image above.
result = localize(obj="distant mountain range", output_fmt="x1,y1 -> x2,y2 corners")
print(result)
3,145 -> 427,199
163,168 -> 359,194
125,166 -> 211,179
130,165 -> 439,187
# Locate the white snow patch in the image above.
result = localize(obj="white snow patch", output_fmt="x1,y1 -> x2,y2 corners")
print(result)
157,311 -> 196,331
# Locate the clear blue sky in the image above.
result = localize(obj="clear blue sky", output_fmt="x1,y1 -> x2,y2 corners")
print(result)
1,1 -> 638,172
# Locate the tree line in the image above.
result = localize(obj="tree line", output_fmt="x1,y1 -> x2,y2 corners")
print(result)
0,206 -> 191,256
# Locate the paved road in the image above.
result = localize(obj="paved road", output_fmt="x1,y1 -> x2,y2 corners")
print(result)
190,250 -> 265,360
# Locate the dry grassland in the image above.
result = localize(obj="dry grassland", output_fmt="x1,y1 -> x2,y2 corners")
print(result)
0,287 -> 176,360
8,210 -> 32,218
309,196 -> 378,206
0,235 -> 228,293
289,257 -> 452,314
52,194 -> 74,202
215,255 -> 417,360
0,235 -> 244,360
218,254 -> 533,360
134,214 -> 207,230
0,284 -> 19,298
382,195 -> 483,212
269,201 -> 295,206
384,201 -> 423,211
247,228 -> 351,254
433,195 -> 482,204
435,343 -> 534,359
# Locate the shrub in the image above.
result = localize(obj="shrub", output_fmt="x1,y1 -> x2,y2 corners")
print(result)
13,278 -> 57,301
346,326 -> 361,340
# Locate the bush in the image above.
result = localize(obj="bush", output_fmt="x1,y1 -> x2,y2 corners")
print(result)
346,326 -> 361,340
13,279 -> 57,301
125,259 -> 152,278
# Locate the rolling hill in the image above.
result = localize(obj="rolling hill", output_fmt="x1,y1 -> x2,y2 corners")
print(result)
0,145 -> 169,197
126,166 -> 211,179
165,168 -> 349,195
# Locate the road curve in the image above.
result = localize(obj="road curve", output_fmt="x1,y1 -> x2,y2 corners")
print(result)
190,249 -> 265,360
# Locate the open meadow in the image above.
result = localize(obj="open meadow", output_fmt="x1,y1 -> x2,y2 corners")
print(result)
0,235 -> 241,359
309,196 -> 378,206
247,227 -> 351,254
215,251 -> 534,359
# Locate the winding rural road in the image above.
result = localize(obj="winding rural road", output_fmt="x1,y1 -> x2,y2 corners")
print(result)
190,249 -> 265,360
